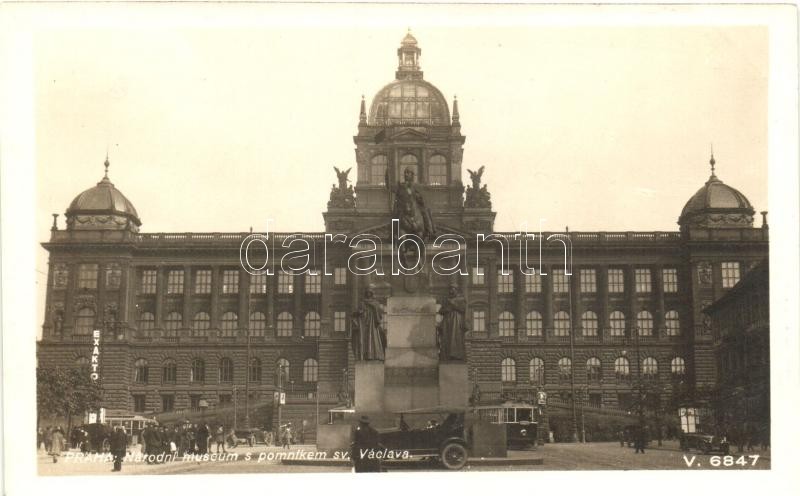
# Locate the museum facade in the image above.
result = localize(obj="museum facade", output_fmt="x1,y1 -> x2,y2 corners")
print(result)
37,33 -> 768,437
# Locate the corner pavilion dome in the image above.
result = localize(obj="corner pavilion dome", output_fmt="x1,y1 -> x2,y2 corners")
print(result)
367,32 -> 451,126
65,157 -> 141,231
678,155 -> 755,229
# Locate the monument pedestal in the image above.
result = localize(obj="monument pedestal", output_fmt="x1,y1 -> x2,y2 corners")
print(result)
438,362 -> 469,408
354,361 -> 385,412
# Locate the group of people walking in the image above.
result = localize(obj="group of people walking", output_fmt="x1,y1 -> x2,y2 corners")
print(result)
38,426 -> 67,463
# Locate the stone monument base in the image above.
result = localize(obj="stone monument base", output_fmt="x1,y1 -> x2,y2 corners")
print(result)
438,362 -> 469,408
354,361 -> 385,412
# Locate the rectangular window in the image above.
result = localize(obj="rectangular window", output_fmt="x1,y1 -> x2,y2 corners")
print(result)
194,269 -> 211,294
498,270 -> 514,293
608,269 -> 625,293
721,262 -> 741,288
189,395 -> 201,410
472,310 -> 486,332
219,394 -> 232,406
334,267 -> 347,286
250,273 -> 268,294
471,266 -> 485,286
635,268 -> 652,293
166,270 -> 184,294
524,273 -> 542,293
663,268 -> 678,293
580,269 -> 597,293
133,395 -> 146,413
552,269 -> 569,294
161,395 -> 174,413
305,272 -> 321,294
334,311 -> 347,333
77,263 -> 99,289
222,269 -> 239,294
140,269 -> 157,294
278,273 -> 294,294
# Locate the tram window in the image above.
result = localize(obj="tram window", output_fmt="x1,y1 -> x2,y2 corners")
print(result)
503,408 -> 516,423
517,409 -> 533,423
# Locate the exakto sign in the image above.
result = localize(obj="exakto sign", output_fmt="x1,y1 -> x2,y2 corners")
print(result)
90,329 -> 101,381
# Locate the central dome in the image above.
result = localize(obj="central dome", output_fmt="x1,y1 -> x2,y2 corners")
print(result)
368,80 -> 450,126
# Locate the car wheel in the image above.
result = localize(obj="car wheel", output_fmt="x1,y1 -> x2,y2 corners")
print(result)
441,443 -> 468,470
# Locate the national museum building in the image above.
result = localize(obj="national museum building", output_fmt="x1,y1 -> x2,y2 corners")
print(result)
37,34 -> 768,435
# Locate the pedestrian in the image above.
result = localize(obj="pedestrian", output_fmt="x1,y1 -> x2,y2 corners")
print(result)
38,427 -> 44,451
44,426 -> 53,454
110,426 -> 128,472
351,416 -> 382,473
50,426 -> 65,463
197,424 -> 209,455
634,426 -> 646,454
282,423 -> 292,449
617,429 -> 624,448
215,425 -> 227,454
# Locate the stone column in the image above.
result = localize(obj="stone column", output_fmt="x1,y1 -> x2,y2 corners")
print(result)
598,267 -> 609,339
182,265 -> 192,328
654,265 -> 665,335
320,268 -> 334,338
487,258 -> 497,337
119,262 -> 130,325
210,266 -> 220,328
293,273 -> 303,336
571,267 -> 582,337
542,264 -> 553,335
155,267 -> 165,328
239,267 -> 250,333
514,263 -> 525,339
63,262 -> 77,335
626,265 -> 636,338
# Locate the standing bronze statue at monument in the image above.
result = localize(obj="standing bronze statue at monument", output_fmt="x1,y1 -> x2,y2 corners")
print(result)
350,288 -> 387,361
388,168 -> 436,239
437,284 -> 469,361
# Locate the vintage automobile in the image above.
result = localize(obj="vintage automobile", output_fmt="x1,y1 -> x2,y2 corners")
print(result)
378,406 -> 470,470
680,432 -> 730,454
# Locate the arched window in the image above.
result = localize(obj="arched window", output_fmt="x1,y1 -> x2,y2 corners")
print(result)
303,358 -> 319,383
609,311 -> 626,337
558,357 -> 572,380
642,357 -> 658,378
637,310 -> 653,336
615,356 -> 630,379
249,358 -> 262,382
221,312 -> 238,336
529,357 -> 544,385
586,357 -> 602,381
137,311 -> 155,331
162,359 -> 177,384
554,311 -> 571,336
582,311 -> 599,336
671,357 -> 686,376
75,307 -> 96,335
192,312 -> 210,334
498,311 -> 515,337
165,311 -> 182,331
304,311 -> 321,337
525,311 -> 543,336
190,358 -> 205,383
400,154 -> 418,180
219,357 -> 234,382
276,358 -> 290,386
250,312 -> 266,337
665,310 -> 681,336
134,358 -> 149,384
370,155 -> 388,185
501,358 -> 516,383
277,312 -> 293,337
428,154 -> 447,185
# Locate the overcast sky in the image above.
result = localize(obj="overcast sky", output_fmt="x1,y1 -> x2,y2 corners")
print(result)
32,6 -> 768,323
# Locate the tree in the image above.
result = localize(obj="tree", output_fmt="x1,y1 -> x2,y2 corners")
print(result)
37,367 -> 104,433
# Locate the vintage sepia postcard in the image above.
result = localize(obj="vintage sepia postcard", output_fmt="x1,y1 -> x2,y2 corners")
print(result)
1,2 -> 798,495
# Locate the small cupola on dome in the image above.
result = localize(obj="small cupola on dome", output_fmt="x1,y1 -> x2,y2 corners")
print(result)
368,31 -> 451,126
64,156 -> 142,232
678,153 -> 755,229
